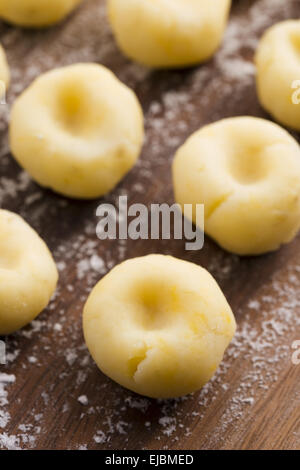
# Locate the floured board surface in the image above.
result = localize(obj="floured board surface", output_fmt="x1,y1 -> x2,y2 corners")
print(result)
0,0 -> 300,451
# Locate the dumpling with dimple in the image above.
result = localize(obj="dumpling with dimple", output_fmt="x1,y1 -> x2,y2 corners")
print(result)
0,210 -> 58,335
108,0 -> 232,68
83,254 -> 236,399
0,44 -> 9,97
9,63 -> 144,199
0,0 -> 82,28
255,20 -> 300,131
173,117 -> 300,255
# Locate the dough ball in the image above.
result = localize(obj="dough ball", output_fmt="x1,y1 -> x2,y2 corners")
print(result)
0,210 -> 58,335
0,0 -> 81,28
83,254 -> 236,399
173,117 -> 300,256
10,63 -> 144,199
108,0 -> 231,68
255,20 -> 300,131
0,44 -> 9,95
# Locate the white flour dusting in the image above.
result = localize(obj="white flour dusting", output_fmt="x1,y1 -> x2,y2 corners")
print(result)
0,0 -> 300,450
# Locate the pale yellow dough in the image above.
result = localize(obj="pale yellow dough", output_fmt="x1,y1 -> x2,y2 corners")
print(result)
108,0 -> 231,68
0,210 -> 58,335
10,63 -> 144,199
0,44 -> 9,95
255,20 -> 300,131
0,0 -> 82,28
83,254 -> 236,399
173,117 -> 300,256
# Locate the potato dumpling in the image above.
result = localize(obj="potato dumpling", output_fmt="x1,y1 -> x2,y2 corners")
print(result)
108,0 -> 231,68
10,63 -> 144,199
0,44 -> 9,96
0,0 -> 82,28
83,254 -> 236,399
0,210 -> 58,335
255,20 -> 300,131
173,117 -> 300,256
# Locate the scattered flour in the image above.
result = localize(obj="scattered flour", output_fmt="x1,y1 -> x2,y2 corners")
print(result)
78,395 -> 89,406
0,0 -> 299,450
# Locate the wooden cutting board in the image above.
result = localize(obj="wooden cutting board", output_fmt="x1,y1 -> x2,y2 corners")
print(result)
0,0 -> 300,450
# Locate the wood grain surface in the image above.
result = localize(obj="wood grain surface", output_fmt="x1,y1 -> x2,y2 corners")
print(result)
0,0 -> 300,450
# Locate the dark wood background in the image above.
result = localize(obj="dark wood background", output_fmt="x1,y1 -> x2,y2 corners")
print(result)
0,0 -> 300,450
